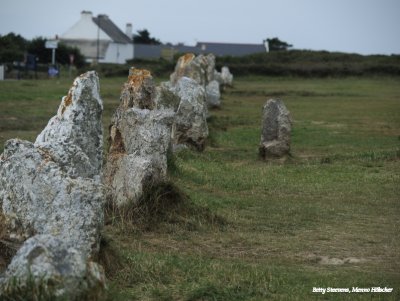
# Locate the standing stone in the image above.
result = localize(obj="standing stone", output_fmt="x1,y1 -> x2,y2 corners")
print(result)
221,66 -> 233,87
170,77 -> 209,151
170,53 -> 205,86
203,53 -> 217,83
259,99 -> 292,158
0,71 -> 105,298
170,53 -> 221,108
214,69 -> 223,85
205,80 -> 221,108
103,68 -> 175,208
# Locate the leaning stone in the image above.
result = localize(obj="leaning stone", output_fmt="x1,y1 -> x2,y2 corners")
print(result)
0,71 -> 104,253
170,77 -> 209,151
259,99 -> 292,158
0,235 -> 105,300
103,68 -> 175,208
205,80 -> 221,108
0,71 -> 105,297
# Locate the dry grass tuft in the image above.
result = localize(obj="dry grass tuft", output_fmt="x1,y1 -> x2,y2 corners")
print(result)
0,210 -> 19,273
105,180 -> 226,233
96,235 -> 124,278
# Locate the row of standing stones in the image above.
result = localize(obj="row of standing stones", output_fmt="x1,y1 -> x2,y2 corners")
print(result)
0,52 -> 289,298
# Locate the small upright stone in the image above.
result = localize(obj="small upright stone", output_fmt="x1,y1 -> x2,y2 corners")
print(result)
205,80 -> 221,108
221,66 -> 233,87
259,99 -> 292,159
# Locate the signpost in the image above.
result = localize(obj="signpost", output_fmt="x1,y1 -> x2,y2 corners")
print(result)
45,40 -> 58,65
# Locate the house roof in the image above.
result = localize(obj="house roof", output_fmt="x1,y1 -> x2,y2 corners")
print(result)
195,42 -> 266,57
93,14 -> 132,44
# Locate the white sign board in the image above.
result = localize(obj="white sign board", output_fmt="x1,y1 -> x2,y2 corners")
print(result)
45,40 -> 58,49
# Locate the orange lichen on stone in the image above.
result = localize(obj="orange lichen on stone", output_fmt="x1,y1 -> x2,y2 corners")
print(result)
179,53 -> 195,67
60,90 -> 73,115
126,68 -> 152,91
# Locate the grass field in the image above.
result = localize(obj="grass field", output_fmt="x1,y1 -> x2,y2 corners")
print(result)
0,75 -> 399,300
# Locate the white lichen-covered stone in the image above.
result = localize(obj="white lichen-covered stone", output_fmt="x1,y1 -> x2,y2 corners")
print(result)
170,77 -> 209,151
259,99 -> 292,158
103,68 -> 175,207
205,80 -> 221,108
0,140 -> 104,254
221,66 -> 233,87
35,71 -> 103,181
0,71 -> 105,297
214,70 -> 223,85
104,156 -> 158,208
0,235 -> 105,299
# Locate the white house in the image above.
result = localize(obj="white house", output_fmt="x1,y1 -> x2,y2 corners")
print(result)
61,11 -> 134,64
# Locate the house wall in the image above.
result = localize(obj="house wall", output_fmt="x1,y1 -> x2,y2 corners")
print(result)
133,44 -> 201,60
102,43 -> 134,64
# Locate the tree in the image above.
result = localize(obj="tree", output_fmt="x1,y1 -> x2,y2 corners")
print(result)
265,37 -> 293,51
0,33 -> 27,62
133,29 -> 161,45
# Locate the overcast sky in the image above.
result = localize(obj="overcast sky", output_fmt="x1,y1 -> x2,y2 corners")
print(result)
0,0 -> 399,55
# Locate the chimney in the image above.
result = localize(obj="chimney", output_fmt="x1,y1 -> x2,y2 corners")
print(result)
125,23 -> 133,39
81,10 -> 93,19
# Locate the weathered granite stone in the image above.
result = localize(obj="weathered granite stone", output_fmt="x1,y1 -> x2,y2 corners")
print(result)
170,53 -> 221,107
0,235 -> 105,300
170,53 -> 206,86
0,139 -> 104,254
214,70 -> 223,85
120,68 -> 156,110
0,71 -> 105,297
259,99 -> 292,158
203,53 -> 217,83
0,71 -> 104,252
155,81 -> 181,111
103,68 -> 175,207
35,71 -> 103,181
221,66 -> 233,87
170,77 -> 209,151
205,80 -> 221,108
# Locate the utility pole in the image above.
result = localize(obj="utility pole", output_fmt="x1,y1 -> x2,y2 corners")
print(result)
96,17 -> 100,63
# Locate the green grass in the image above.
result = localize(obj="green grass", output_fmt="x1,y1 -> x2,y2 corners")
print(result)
1,75 -> 399,300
